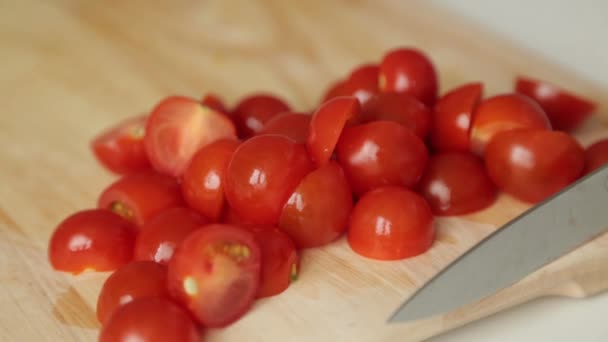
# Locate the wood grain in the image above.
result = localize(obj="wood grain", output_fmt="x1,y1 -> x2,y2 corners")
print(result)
1,0 -> 608,341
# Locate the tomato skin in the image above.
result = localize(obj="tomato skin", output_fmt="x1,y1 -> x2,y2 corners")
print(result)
321,79 -> 348,103
98,171 -> 184,226
360,92 -> 431,139
96,261 -> 169,324
417,152 -> 497,216
182,139 -> 240,222
167,224 -> 261,327
258,112 -> 311,144
430,83 -> 483,152
134,207 -> 208,264
378,48 -> 438,106
343,64 -> 380,105
348,186 -> 435,260
99,297 -> 201,342
225,135 -> 313,225
279,162 -> 353,248
48,209 -> 136,274
202,93 -> 229,114
485,130 -> 585,203
515,76 -> 596,131
336,121 -> 428,196
232,94 -> 291,138
584,139 -> 608,173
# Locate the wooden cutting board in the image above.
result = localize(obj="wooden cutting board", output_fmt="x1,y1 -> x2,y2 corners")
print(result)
2,1 -> 608,341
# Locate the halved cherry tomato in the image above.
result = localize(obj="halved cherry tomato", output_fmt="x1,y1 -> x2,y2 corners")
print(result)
134,207 -> 208,264
584,139 -> 608,173
225,135 -> 313,225
99,297 -> 201,342
348,186 -> 435,260
258,112 -> 311,144
430,82 -> 483,152
485,129 -> 585,203
343,63 -> 380,105
48,209 -> 136,274
144,96 -> 237,177
336,121 -> 428,196
202,93 -> 229,114
515,76 -> 596,131
279,162 -> 353,248
378,48 -> 438,106
96,261 -> 168,324
182,139 -> 240,222
98,170 -> 184,226
232,94 -> 291,138
470,93 -> 551,155
360,92 -> 431,139
417,152 -> 497,215
167,224 -> 261,327
307,97 -> 361,167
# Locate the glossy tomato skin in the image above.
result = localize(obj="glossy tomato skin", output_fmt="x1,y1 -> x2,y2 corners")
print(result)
378,48 -> 438,106
430,83 -> 483,152
232,94 -> 291,138
485,130 -> 585,203
167,224 -> 261,327
515,76 -> 596,131
336,121 -> 428,196
348,186 -> 435,260
258,112 -> 311,144
360,92 -> 431,139
279,162 -> 353,248
96,261 -> 168,324
99,297 -> 201,342
225,135 -> 313,225
202,93 -> 229,114
98,170 -> 184,226
343,64 -> 380,105
48,209 -> 136,274
417,152 -> 497,216
134,207 -> 208,264
321,79 -> 348,103
182,139 -> 240,222
584,139 -> 608,173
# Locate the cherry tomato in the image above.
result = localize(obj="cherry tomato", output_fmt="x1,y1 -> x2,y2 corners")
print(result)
348,186 -> 435,260
378,48 -> 438,105
308,97 -> 361,167
430,82 -> 483,152
98,170 -> 184,226
515,76 -> 596,131
225,135 -> 313,225
470,93 -> 551,155
485,130 -> 585,203
321,79 -> 348,103
144,96 -> 237,177
202,93 -> 229,114
343,63 -> 380,105
258,112 -> 311,144
96,261 -> 168,324
417,152 -> 497,215
182,139 -> 240,222
134,207 -> 208,264
336,121 -> 428,196
279,162 -> 353,248
585,139 -> 608,173
99,297 -> 201,342
232,94 -> 291,138
48,209 -> 136,274
167,224 -> 261,327
360,92 -> 431,139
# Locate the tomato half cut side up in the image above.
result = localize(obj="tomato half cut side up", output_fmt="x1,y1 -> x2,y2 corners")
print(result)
258,112 -> 311,144
167,224 -> 262,327
232,94 -> 291,138
584,139 -> 608,173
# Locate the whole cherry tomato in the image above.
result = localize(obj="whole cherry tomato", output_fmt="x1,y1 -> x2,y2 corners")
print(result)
584,139 -> 608,173
321,79 -> 348,104
201,93 -> 229,114
342,63 -> 380,105
232,94 -> 291,138
360,92 -> 431,139
258,112 -> 311,144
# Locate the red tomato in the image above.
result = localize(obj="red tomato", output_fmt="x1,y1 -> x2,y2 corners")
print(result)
585,139 -> 608,173
167,224 -> 261,327
360,92 -> 431,139
182,139 -> 240,222
485,130 -> 585,203
232,94 -> 291,138
98,170 -> 184,226
279,162 -> 353,248
48,209 -> 135,274
417,152 -> 497,215
308,97 -> 361,167
336,121 -> 428,196
91,115 -> 151,175
134,207 -> 208,264
470,93 -> 551,155
343,63 -> 380,105
202,93 -> 229,114
321,79 -> 348,103
430,82 -> 483,152
144,96 -> 237,177
99,297 -> 201,342
258,112 -> 311,144
515,76 -> 596,131
225,135 -> 313,225
96,261 -> 168,324
348,186 -> 435,260
378,48 -> 438,105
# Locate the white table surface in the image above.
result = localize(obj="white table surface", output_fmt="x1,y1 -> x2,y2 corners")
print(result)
430,1 -> 608,341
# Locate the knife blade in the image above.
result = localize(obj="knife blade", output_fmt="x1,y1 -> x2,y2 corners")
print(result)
389,164 -> 608,323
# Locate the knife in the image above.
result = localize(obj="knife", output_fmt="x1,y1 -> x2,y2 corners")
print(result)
389,163 -> 608,323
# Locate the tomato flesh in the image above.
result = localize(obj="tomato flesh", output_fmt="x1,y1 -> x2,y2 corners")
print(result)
232,94 -> 291,138
259,112 -> 311,144
360,92 -> 431,139
584,139 -> 608,173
